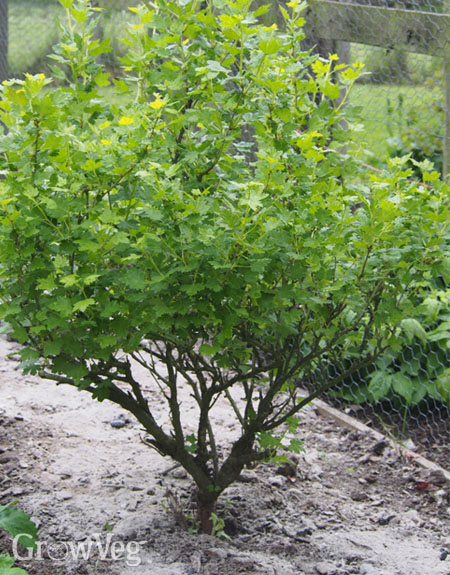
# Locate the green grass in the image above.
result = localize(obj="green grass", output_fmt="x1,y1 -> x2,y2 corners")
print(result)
8,0 -> 62,77
347,83 -> 444,168
8,0 -> 138,78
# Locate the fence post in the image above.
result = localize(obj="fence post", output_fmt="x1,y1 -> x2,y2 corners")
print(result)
444,1 -> 450,178
0,0 -> 7,83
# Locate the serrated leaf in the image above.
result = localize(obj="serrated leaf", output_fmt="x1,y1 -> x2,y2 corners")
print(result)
198,344 -> 220,356
37,277 -> 57,291
321,81 -> 340,100
0,553 -> 29,575
391,373 -> 413,404
0,504 -> 37,550
368,371 -> 391,401
401,318 -> 427,343
94,72 -> 110,87
287,438 -> 304,453
73,298 -> 95,313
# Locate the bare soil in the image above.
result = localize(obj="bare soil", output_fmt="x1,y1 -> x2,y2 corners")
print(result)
0,334 -> 449,575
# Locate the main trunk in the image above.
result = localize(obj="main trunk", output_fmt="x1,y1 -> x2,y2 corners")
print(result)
196,490 -> 218,534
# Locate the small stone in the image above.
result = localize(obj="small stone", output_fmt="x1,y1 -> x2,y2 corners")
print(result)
377,513 -> 395,525
11,487 -> 26,496
171,467 -> 188,479
426,469 -> 448,486
351,490 -> 369,502
206,548 -> 228,561
276,462 -> 297,478
238,471 -> 258,483
269,476 -> 284,487
360,562 -> 381,575
146,487 -> 156,496
110,418 -> 127,429
315,561 -> 337,575
434,489 -> 447,506
440,550 -> 449,561
358,454 -> 371,464
56,490 -> 73,501
372,440 -> 388,456
308,463 -> 323,478
365,473 -> 378,484
126,498 -> 139,512
398,509 -> 423,527
403,438 -> 416,451
59,473 -> 72,480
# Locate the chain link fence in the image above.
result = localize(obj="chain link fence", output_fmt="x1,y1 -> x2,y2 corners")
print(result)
1,0 -> 449,466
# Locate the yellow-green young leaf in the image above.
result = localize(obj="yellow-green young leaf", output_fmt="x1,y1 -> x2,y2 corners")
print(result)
95,72 -> 110,87
321,81 -> 340,100
219,14 -> 241,28
58,0 -> 73,8
259,38 -> 283,55
311,59 -> 329,78
73,298 -> 95,313
150,97 -> 166,110
83,274 -> 100,286
60,274 -> 78,288
0,552 -> 29,573
254,4 -> 271,17
340,67 -> 360,81
37,277 -> 57,291
72,8 -> 87,22
82,159 -> 102,171
423,171 -> 440,182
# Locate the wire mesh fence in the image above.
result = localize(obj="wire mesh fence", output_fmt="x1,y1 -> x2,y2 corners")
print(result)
1,0 -> 449,465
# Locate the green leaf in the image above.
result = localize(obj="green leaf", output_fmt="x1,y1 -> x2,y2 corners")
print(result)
0,503 -> 37,550
401,318 -> 427,343
94,72 -> 110,88
287,438 -> 304,454
391,373 -> 413,404
0,553 -> 29,575
37,277 -> 57,291
258,432 -> 281,450
321,81 -> 340,100
72,298 -> 95,313
259,38 -> 282,55
368,371 -> 391,401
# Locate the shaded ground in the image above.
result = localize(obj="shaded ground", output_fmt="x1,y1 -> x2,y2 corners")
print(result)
0,334 -> 449,575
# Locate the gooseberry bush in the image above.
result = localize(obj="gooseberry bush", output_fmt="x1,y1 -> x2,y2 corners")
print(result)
0,0 -> 448,533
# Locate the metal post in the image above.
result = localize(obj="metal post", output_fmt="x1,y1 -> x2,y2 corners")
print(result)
0,0 -> 8,83
444,3 -> 450,178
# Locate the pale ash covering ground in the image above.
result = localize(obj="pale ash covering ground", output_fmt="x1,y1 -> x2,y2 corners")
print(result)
0,334 -> 449,575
